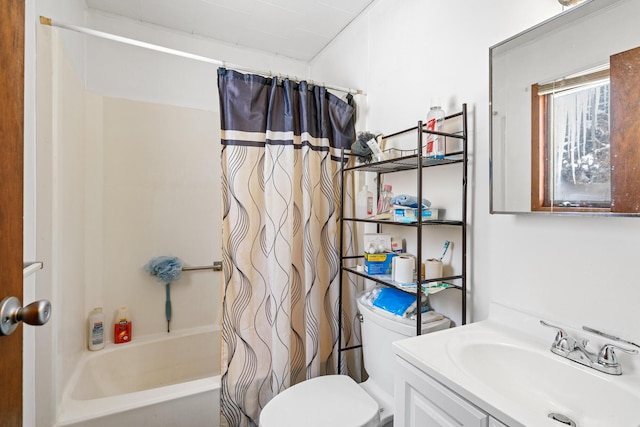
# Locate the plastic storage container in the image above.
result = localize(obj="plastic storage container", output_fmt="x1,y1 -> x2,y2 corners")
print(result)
425,100 -> 446,159
377,184 -> 394,214
88,307 -> 105,351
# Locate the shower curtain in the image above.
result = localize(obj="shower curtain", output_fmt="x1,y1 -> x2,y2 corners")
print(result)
217,68 -> 361,427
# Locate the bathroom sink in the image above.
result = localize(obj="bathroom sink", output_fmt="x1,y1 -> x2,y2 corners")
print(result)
448,338 -> 640,426
393,314 -> 640,427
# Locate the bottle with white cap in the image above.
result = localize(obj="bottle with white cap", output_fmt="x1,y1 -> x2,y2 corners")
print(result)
425,99 -> 446,159
88,307 -> 105,351
356,185 -> 374,218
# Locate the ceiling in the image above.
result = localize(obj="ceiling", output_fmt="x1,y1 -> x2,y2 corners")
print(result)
85,0 -> 374,62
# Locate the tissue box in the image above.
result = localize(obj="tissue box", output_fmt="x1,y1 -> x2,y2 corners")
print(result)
364,252 -> 397,275
393,207 -> 440,222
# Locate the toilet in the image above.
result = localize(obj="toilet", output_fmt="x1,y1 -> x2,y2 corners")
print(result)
259,293 -> 451,427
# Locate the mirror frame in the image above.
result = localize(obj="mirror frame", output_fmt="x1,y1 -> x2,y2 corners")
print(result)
489,0 -> 640,216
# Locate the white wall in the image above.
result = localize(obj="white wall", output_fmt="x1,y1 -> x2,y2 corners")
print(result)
36,0 -> 87,79
311,0 -> 640,341
85,10 -> 310,112
29,4 -> 89,425
25,3 -> 87,426
35,26 -> 88,426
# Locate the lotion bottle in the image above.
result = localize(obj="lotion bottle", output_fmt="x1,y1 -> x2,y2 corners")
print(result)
88,307 -> 105,351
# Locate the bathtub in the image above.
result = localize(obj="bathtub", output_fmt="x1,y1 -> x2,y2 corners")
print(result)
55,326 -> 220,427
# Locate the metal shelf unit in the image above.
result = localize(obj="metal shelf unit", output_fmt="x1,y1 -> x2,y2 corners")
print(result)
338,104 -> 468,373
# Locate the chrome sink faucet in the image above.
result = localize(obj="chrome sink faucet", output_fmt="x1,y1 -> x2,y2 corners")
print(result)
540,320 -> 638,375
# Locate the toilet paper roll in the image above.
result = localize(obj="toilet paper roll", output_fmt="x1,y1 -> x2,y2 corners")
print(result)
394,256 -> 415,284
425,259 -> 443,280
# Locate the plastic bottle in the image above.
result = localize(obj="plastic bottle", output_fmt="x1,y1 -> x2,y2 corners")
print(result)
356,185 -> 374,218
366,136 -> 384,162
377,184 -> 394,214
425,100 -> 446,159
88,307 -> 105,351
114,306 -> 132,344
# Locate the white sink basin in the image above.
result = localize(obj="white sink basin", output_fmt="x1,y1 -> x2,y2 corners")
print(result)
449,338 -> 640,426
393,318 -> 640,427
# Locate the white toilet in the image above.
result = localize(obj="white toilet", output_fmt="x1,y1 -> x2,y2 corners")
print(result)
259,294 -> 451,427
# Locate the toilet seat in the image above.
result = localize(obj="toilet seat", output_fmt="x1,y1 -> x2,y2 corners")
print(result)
259,375 -> 380,427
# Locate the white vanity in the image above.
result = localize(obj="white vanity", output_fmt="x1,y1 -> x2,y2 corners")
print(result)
392,304 -> 640,427
394,353 -> 506,427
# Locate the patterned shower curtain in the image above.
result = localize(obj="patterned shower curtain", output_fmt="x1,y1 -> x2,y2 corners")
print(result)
217,68 -> 360,427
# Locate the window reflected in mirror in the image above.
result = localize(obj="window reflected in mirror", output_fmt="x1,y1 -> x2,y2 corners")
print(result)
532,68 -> 611,212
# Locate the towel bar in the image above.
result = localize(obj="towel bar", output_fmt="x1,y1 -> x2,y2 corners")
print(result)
182,261 -> 222,272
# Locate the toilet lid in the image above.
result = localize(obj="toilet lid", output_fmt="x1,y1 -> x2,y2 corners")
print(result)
259,375 -> 380,427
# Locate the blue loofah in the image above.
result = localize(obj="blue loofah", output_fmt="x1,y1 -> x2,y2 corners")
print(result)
145,256 -> 183,285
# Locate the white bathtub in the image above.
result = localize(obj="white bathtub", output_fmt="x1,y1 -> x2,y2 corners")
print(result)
55,326 -> 220,427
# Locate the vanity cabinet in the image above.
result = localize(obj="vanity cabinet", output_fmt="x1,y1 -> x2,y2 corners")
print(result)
395,355 -> 509,427
337,105 -> 468,372
394,356 -> 488,427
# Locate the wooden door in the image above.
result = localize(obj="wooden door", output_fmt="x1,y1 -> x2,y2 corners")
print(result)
0,0 -> 25,425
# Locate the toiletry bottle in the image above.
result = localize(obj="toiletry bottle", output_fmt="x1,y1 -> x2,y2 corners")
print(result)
114,306 -> 132,344
356,185 -> 374,218
365,136 -> 384,162
88,307 -> 105,351
425,100 -> 446,159
377,184 -> 394,214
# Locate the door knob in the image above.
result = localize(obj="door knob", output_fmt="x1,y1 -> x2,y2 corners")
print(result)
0,296 -> 51,336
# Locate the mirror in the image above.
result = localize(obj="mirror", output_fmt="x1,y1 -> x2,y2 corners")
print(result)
490,0 -> 640,215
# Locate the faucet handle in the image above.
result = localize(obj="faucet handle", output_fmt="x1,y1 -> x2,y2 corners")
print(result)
540,320 -> 568,344
598,343 -> 639,366
583,325 -> 640,349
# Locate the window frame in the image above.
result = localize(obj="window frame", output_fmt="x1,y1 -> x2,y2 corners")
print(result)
531,77 -> 612,213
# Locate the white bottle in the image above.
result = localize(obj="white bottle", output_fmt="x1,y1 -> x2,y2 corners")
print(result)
88,307 -> 105,351
356,185 -> 374,218
366,136 -> 384,162
425,100 -> 446,159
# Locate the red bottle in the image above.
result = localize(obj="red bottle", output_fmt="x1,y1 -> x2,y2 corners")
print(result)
114,306 -> 132,344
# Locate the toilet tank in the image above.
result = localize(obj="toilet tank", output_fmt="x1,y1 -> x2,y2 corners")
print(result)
356,297 -> 450,394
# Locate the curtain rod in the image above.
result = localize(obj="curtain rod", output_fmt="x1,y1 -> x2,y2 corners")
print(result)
39,16 -> 363,96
